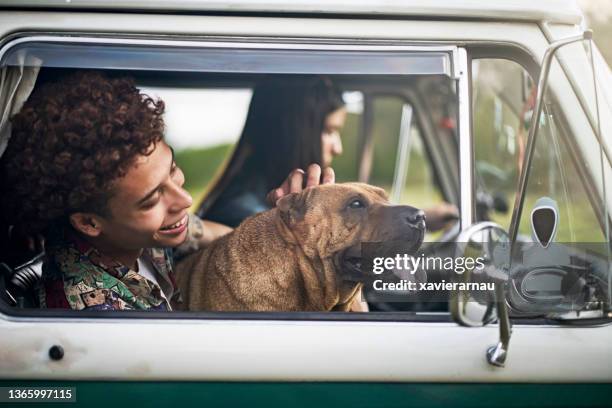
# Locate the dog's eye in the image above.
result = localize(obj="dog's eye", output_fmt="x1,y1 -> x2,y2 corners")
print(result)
348,199 -> 366,209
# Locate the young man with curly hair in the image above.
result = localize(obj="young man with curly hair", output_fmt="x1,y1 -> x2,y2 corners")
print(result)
1,70 -> 331,311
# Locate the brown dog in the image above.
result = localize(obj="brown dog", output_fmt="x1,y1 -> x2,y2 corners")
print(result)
175,182 -> 425,311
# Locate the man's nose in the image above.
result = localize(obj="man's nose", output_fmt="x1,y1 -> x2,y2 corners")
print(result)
169,186 -> 193,212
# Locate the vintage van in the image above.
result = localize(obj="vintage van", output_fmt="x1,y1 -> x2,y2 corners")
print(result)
0,0 -> 610,407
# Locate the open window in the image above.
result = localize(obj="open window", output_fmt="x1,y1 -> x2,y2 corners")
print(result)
0,36 -> 465,319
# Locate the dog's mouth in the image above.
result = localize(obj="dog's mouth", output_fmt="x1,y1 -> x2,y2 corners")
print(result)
339,244 -> 363,282
337,230 -> 425,283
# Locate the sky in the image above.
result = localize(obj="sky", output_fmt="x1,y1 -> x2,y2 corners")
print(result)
141,87 -> 252,150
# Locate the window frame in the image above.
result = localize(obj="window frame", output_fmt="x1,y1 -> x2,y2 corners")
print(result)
0,33 -> 472,322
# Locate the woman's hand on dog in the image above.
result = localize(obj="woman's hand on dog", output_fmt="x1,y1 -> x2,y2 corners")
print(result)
267,164 -> 335,205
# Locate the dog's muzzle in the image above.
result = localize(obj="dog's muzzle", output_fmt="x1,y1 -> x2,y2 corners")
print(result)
338,205 -> 426,283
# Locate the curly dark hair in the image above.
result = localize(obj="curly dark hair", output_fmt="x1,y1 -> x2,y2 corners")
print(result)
1,70 -> 165,234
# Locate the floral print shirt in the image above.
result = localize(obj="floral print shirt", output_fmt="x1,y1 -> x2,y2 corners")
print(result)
38,214 -> 204,311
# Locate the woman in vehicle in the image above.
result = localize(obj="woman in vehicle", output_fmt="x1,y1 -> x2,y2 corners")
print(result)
203,76 -> 458,231
203,76 -> 345,227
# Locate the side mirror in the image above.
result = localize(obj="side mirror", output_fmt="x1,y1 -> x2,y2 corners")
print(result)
450,222 -> 510,326
530,197 -> 559,248
450,222 -> 512,367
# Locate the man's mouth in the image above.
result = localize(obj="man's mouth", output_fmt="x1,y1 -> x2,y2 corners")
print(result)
159,214 -> 189,235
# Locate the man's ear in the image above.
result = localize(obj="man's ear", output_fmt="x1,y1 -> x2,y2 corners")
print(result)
277,192 -> 307,226
69,212 -> 104,238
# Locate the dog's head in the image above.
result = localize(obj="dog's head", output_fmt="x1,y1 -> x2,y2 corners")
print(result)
276,182 -> 425,281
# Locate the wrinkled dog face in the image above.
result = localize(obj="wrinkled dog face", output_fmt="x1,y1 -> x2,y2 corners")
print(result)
277,182 -> 425,281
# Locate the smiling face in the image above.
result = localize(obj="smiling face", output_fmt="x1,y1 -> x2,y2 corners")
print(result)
82,141 -> 193,264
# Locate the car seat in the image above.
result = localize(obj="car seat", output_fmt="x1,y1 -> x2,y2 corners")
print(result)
0,253 -> 43,308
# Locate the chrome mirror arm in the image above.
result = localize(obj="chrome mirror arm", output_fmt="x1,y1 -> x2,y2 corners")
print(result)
451,222 -> 514,367
487,280 -> 512,367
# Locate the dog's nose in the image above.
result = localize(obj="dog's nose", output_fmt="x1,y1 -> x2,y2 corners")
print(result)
406,209 -> 426,229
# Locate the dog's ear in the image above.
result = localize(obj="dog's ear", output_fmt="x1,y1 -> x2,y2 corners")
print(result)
277,192 -> 307,226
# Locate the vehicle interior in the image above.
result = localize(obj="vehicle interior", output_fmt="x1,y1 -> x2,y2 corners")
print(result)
0,35 -> 464,315
0,69 -> 463,310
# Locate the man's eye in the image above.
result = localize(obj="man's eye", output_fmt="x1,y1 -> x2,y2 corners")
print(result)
142,195 -> 160,209
348,199 -> 366,209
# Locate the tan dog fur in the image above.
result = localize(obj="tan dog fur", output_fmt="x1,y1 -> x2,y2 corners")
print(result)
175,182 -> 424,311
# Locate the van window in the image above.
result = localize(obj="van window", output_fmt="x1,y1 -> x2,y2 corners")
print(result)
0,38 -> 461,318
